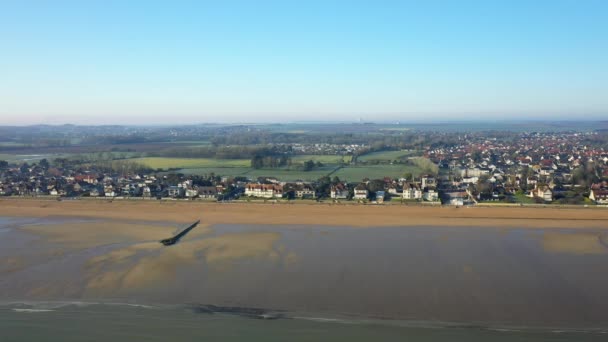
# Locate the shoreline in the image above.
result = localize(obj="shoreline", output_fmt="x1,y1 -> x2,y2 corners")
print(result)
2,198 -> 608,229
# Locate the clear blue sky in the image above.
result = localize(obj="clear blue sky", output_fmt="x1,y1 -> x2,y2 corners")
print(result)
1,0 -> 607,124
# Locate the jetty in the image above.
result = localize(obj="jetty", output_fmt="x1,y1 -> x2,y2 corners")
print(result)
160,219 -> 200,246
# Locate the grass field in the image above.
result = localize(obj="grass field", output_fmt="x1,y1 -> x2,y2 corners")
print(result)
291,154 -> 351,164
131,157 -> 251,169
174,167 -> 251,176
513,193 -> 536,204
357,150 -> 417,162
244,165 -> 337,181
332,165 -> 423,182
171,160 -> 422,182
0,153 -> 71,162
177,165 -> 338,181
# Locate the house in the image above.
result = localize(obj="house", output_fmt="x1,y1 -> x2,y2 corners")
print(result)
104,185 -> 117,197
0,185 -> 13,196
375,191 -> 385,203
442,191 -> 467,206
402,183 -> 422,200
461,176 -> 478,184
423,189 -> 439,202
387,185 -> 400,196
330,183 -> 348,199
534,185 -> 553,202
421,175 -> 436,189
90,187 -> 102,197
244,183 -> 284,198
295,184 -> 316,199
198,186 -> 219,199
142,186 -> 153,198
185,188 -> 199,198
168,186 -> 185,198
589,189 -> 608,204
353,184 -> 368,200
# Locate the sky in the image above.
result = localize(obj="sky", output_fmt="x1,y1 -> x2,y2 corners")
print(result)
0,0 -> 607,125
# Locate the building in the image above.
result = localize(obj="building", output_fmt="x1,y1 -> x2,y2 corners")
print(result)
534,185 -> 553,202
442,191 -> 467,206
423,189 -> 439,202
294,184 -> 316,199
185,188 -> 199,198
590,189 -> 608,204
168,186 -> 185,198
330,183 -> 348,199
353,184 -> 368,200
402,183 -> 422,200
421,175 -> 436,189
375,191 -> 385,203
245,183 -> 284,198
198,186 -> 219,199
104,185 -> 117,197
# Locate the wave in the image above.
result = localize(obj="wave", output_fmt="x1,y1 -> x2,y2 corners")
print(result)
12,308 -> 55,313
293,316 -> 359,325
1,300 -> 159,311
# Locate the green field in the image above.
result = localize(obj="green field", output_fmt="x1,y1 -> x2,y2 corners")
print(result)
174,167 -> 251,176
513,193 -> 535,204
357,150 -> 417,162
131,157 -> 251,169
291,154 -> 351,164
0,153 -> 71,163
177,165 -> 338,181
244,165 -> 337,181
332,165 -> 423,182
171,160 -> 422,182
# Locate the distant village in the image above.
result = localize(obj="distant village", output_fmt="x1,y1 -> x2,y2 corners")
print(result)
2,130 -> 608,206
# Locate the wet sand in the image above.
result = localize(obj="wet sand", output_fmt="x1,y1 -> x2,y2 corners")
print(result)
1,198 -> 608,228
2,215 -> 608,329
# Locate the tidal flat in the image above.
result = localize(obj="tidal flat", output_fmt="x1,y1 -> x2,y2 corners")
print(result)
2,216 -> 608,331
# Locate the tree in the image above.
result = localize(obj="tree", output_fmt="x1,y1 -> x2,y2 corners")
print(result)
0,160 -> 8,170
19,162 -> 30,174
303,160 -> 315,171
39,158 -> 50,170
315,176 -> 331,197
367,179 -> 385,193
251,155 -> 264,169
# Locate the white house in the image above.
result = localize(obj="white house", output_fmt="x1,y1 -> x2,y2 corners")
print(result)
423,189 -> 439,202
421,175 -> 436,189
330,183 -> 348,199
353,184 -> 368,200
534,185 -> 553,202
245,183 -> 284,198
295,184 -> 316,199
402,183 -> 422,200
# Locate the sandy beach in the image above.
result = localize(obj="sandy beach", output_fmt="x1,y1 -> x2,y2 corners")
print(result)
1,198 -> 608,229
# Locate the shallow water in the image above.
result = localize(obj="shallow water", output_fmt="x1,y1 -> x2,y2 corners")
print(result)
2,217 -> 608,339
1,302 -> 607,342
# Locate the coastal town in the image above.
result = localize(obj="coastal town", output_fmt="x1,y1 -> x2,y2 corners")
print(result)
2,129 -> 608,206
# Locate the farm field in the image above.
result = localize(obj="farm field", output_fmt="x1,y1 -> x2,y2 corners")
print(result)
151,156 -> 426,182
0,153 -> 70,162
357,150 -> 417,162
243,165 -> 338,181
290,154 -> 351,164
174,165 -> 339,181
130,157 -> 251,169
332,165 -> 424,182
176,167 -> 250,177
